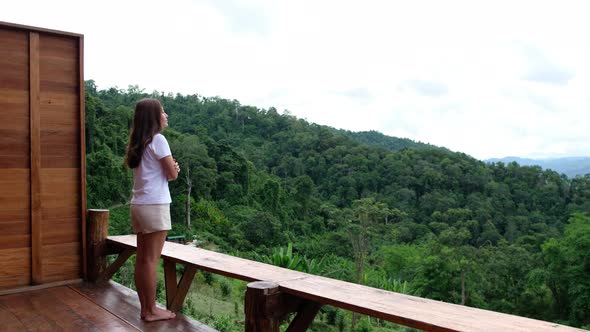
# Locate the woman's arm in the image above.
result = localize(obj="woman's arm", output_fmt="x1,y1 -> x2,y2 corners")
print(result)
160,155 -> 180,181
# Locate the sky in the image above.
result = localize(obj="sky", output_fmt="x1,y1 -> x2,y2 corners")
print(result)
3,0 -> 590,160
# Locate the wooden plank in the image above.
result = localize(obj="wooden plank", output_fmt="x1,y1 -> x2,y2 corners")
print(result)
0,208 -> 29,223
279,275 -> 586,332
0,289 -> 58,330
40,169 -> 80,219
80,34 -> 87,281
0,285 -> 135,331
0,301 -> 25,331
0,90 -> 29,168
29,31 -> 42,285
100,248 -> 135,282
0,29 -> 28,92
71,281 -> 218,332
42,204 -> 79,220
38,108 -> 79,128
41,242 -> 81,282
169,265 -> 197,312
0,235 -> 30,250
285,301 -> 322,332
0,21 -> 83,37
45,287 -> 138,331
0,248 -> 31,288
87,209 -> 109,282
164,259 -> 178,308
0,220 -> 30,235
0,169 -> 29,210
108,235 -> 307,283
42,218 -> 80,245
40,79 -> 78,93
39,33 -> 79,55
0,278 -> 81,296
40,91 -> 78,106
245,281 -> 281,332
42,254 -> 81,283
107,235 -> 586,332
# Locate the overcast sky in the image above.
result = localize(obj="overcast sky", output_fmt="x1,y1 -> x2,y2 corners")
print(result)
3,0 -> 590,160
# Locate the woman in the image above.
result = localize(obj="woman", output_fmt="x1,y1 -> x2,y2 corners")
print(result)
125,98 -> 180,322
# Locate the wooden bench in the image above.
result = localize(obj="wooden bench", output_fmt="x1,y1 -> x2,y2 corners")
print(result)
101,235 -> 584,332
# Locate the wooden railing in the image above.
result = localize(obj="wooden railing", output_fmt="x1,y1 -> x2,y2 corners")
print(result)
87,210 -> 585,332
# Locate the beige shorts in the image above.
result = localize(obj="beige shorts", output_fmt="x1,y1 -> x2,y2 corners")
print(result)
130,204 -> 171,234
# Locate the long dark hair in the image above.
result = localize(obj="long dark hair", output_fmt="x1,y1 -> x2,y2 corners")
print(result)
125,98 -> 163,168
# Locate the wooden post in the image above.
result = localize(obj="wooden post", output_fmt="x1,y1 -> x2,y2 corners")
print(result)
245,281 -> 281,332
86,209 -> 109,282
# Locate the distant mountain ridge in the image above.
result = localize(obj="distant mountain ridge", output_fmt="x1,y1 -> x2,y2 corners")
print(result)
335,129 -> 442,152
486,156 -> 590,178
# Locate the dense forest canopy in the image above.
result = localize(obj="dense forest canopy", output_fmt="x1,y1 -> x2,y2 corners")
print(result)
85,81 -> 590,329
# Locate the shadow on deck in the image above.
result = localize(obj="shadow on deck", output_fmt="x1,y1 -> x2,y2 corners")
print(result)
0,281 -> 217,332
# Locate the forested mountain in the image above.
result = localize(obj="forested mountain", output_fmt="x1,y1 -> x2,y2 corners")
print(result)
487,156 -> 590,178
85,81 -> 590,330
335,129 -> 440,152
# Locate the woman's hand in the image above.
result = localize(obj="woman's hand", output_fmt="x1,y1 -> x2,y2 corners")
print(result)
174,159 -> 180,174
160,155 -> 179,181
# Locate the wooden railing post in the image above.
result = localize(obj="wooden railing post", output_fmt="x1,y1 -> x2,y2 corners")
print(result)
86,209 -> 109,282
245,281 -> 282,332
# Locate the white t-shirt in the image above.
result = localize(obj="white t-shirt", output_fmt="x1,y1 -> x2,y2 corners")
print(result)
131,133 -> 172,204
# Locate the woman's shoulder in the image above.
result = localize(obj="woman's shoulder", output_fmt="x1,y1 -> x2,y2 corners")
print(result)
152,133 -> 169,144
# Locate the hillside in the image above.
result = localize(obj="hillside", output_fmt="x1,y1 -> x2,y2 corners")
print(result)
334,129 -> 441,152
86,81 -> 590,330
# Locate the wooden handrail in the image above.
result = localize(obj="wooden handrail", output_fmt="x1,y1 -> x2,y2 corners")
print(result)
86,211 -> 583,332
100,234 -> 585,332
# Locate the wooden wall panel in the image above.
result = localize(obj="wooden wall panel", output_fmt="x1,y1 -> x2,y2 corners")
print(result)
1,22 -> 84,290
39,34 -> 80,169
39,33 -> 82,281
41,242 -> 81,282
0,28 -> 31,290
0,248 -> 31,287
0,29 -> 29,169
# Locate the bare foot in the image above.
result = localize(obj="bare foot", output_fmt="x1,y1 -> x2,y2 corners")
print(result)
143,307 -> 176,322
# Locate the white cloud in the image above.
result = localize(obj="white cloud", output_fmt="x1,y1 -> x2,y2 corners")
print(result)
3,0 -> 589,159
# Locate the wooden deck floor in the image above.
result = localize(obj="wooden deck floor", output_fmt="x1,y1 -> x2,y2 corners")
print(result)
0,281 -> 217,332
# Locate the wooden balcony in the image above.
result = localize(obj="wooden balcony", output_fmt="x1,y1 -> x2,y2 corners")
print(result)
0,280 -> 216,332
0,209 -> 586,332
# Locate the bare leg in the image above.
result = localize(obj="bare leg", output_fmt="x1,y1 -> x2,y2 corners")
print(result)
135,232 -> 146,317
135,230 -> 176,321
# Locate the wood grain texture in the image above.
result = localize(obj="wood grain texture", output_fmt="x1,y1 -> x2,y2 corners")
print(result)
245,281 -> 281,332
285,300 -> 322,332
0,248 -> 31,289
0,278 -> 81,296
164,259 -> 178,308
42,217 -> 80,245
0,21 -> 83,37
29,31 -> 42,285
169,265 -> 197,312
40,168 -> 80,221
41,242 -> 82,283
0,28 -> 28,91
0,31 -> 29,168
79,35 -> 87,281
0,23 -> 84,290
0,170 -> 30,288
71,281 -> 218,332
108,235 -> 306,283
87,209 -> 109,282
0,285 -> 136,331
100,248 -> 134,282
